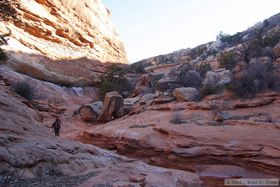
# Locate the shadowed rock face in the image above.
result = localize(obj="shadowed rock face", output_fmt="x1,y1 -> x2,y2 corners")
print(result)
0,0 -> 127,85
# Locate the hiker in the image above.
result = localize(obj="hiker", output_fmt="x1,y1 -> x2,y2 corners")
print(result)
52,118 -> 61,136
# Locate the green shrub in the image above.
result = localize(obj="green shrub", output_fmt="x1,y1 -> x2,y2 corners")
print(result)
235,29 -> 280,63
200,83 -> 218,98
129,63 -> 146,74
242,30 -> 266,62
263,19 -> 270,28
216,31 -> 232,43
0,48 -> 7,61
262,30 -> 280,47
188,46 -> 207,59
0,0 -> 18,21
12,81 -> 34,101
197,63 -> 211,78
150,74 -> 164,91
177,64 -> 202,89
218,51 -> 238,70
216,31 -> 242,45
229,61 -> 280,98
99,64 -> 133,98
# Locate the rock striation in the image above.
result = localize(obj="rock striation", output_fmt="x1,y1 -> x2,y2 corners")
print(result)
76,92 -> 280,186
98,91 -> 124,122
0,79 -> 201,187
0,0 -> 127,85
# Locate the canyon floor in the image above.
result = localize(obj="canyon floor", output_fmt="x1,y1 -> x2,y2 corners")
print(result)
61,91 -> 280,187
1,2 -> 280,186
2,65 -> 280,187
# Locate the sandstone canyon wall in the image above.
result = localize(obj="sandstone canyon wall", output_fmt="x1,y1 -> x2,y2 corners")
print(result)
0,2 -> 204,186
0,0 -> 127,85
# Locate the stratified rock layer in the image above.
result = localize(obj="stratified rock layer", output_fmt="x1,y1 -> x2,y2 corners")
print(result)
0,77 -> 201,187
0,0 -> 127,85
76,92 -> 280,186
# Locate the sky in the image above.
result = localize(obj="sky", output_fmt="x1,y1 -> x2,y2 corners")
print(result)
102,0 -> 280,63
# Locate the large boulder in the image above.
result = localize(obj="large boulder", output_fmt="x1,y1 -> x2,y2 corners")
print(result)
183,70 -> 202,88
273,42 -> 280,58
98,92 -> 124,122
203,69 -> 232,87
168,68 -> 202,89
173,87 -> 199,101
157,76 -> 179,93
78,101 -> 103,122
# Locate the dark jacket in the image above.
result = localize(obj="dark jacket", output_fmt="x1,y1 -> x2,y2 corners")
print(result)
52,119 -> 61,129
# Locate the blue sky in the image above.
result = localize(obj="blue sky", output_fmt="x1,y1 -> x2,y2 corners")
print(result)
102,0 -> 280,63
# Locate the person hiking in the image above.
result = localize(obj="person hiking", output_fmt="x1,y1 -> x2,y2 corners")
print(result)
52,118 -> 61,136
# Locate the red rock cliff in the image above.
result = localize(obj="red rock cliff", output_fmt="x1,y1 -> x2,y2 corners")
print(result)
0,0 -> 127,85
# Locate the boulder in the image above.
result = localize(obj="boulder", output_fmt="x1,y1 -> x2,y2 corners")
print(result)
183,70 -> 202,88
203,69 -> 232,87
124,97 -> 140,114
124,97 -> 140,106
209,39 -> 223,51
78,106 -> 97,122
88,101 -> 104,115
98,92 -> 124,122
173,87 -> 199,101
157,77 -> 180,92
78,101 -> 103,122
130,74 -> 152,97
273,42 -> 280,58
140,93 -> 157,105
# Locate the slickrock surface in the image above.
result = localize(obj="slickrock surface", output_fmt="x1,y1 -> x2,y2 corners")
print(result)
1,3 -> 280,186
0,65 -> 98,120
0,79 -> 201,187
0,0 -> 127,85
75,92 -> 280,186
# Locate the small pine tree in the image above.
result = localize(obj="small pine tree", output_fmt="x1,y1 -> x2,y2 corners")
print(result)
12,81 -> 34,101
99,64 -> 132,98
